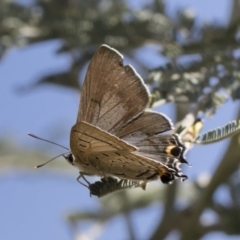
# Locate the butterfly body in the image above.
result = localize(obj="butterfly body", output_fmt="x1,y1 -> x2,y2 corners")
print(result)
66,44 -> 188,185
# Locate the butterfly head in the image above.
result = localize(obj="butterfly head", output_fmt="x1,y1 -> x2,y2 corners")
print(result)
64,153 -> 76,166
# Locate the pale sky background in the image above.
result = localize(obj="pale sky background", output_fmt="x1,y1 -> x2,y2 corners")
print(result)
0,0 -> 239,240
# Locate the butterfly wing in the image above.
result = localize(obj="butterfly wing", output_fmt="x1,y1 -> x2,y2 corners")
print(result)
70,121 -> 137,159
73,45 -> 188,184
115,111 -> 173,142
77,44 -> 149,134
70,122 -> 185,183
134,134 -> 187,177
85,150 -> 174,182
115,111 -> 188,182
70,122 -> 173,181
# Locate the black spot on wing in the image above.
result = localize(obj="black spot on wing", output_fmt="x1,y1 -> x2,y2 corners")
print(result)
102,153 -> 109,157
170,147 -> 181,157
160,174 -> 175,184
79,143 -> 87,147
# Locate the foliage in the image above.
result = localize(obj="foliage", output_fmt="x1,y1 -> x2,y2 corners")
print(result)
1,0 -> 240,239
196,119 -> 240,145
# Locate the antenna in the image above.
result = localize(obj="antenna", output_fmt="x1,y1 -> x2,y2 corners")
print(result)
35,152 -> 70,168
28,133 -> 70,168
28,133 -> 69,150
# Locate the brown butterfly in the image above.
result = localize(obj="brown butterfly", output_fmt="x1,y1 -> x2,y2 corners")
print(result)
63,44 -> 188,188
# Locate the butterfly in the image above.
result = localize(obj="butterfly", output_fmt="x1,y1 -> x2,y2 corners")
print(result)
63,44 -> 188,189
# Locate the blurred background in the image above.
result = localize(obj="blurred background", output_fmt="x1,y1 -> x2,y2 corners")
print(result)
0,0 -> 240,239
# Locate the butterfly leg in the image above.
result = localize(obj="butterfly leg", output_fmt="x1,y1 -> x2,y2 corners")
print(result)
76,171 -> 91,188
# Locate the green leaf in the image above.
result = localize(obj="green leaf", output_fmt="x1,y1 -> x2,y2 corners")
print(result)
195,119 -> 240,145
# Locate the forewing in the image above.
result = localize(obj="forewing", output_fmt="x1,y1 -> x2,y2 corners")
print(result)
70,121 -> 137,158
77,45 -> 149,134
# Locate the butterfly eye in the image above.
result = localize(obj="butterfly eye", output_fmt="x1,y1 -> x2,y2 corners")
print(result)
65,154 -> 75,165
